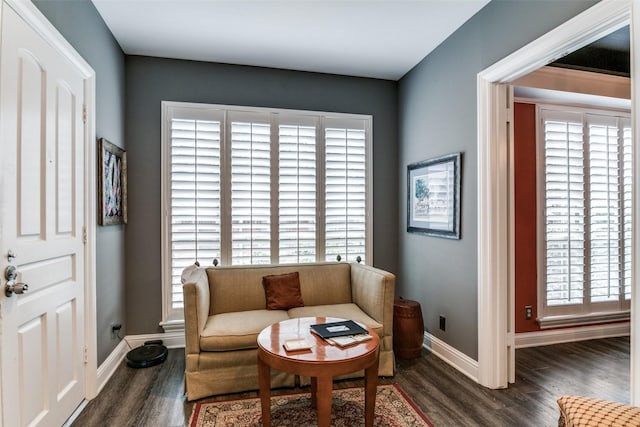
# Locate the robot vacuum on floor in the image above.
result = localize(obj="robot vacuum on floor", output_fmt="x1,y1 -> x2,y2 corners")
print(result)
125,340 -> 168,368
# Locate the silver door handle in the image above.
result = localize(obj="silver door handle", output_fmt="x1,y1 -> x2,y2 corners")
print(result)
5,282 -> 28,297
5,265 -> 28,297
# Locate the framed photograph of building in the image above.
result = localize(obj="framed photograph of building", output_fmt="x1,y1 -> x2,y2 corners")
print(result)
407,152 -> 461,239
99,138 -> 127,225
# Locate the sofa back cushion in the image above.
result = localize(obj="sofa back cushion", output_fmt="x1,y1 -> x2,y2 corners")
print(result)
207,262 -> 352,314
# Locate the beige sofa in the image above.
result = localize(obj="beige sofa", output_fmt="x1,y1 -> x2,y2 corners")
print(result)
182,262 -> 396,401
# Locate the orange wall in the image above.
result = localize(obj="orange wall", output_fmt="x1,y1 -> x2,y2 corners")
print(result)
514,102 -> 629,334
514,102 -> 540,333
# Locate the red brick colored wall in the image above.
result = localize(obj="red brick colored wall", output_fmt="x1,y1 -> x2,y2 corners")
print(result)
514,102 -> 540,333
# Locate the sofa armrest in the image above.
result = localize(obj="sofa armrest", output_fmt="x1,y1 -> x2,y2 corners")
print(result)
182,268 -> 210,355
350,263 -> 395,337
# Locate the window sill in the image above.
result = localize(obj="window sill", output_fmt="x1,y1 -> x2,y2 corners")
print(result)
159,317 -> 185,333
538,310 -> 630,329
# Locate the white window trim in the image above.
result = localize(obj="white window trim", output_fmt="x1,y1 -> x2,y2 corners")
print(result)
538,310 -> 630,329
536,103 -> 631,328
160,101 -> 373,329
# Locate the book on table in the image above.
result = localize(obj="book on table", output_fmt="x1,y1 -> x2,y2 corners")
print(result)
283,338 -> 313,352
326,333 -> 373,348
309,319 -> 368,339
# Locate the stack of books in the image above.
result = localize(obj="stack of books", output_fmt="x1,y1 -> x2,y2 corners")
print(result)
309,320 -> 372,348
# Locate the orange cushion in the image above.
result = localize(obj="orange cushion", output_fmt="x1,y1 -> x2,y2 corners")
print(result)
557,395 -> 640,427
262,272 -> 304,310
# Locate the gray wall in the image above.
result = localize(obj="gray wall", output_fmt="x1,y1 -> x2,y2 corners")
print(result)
33,0 -> 126,365
397,0 -> 599,360
125,57 -> 398,333
33,0 -> 597,364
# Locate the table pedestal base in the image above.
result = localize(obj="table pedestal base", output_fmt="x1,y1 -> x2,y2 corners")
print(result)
258,357 -> 379,427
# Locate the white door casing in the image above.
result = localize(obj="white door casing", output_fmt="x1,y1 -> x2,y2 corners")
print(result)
477,0 -> 633,393
0,0 -> 97,426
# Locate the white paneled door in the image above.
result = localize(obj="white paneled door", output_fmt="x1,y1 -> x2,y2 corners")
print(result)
0,3 -> 88,427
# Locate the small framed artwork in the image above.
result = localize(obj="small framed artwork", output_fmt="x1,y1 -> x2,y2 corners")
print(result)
407,152 -> 461,239
99,138 -> 127,225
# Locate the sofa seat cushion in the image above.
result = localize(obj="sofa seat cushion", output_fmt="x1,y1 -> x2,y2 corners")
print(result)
200,309 -> 289,351
557,395 -> 640,427
287,303 -> 383,336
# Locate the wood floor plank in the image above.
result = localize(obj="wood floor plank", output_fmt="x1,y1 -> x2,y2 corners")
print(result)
71,336 -> 630,426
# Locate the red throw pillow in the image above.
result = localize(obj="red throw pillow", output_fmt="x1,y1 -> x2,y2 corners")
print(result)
262,272 -> 304,310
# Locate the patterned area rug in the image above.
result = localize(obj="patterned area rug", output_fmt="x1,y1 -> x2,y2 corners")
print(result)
189,384 -> 432,426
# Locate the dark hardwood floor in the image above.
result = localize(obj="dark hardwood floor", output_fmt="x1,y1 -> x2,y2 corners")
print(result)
71,336 -> 630,426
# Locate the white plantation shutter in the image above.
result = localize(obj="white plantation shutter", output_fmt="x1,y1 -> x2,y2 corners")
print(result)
540,107 -> 631,317
169,116 -> 221,309
587,115 -> 621,303
279,121 -> 317,264
542,111 -> 585,306
162,103 -> 371,321
230,117 -> 271,265
325,119 -> 367,263
622,121 -> 632,299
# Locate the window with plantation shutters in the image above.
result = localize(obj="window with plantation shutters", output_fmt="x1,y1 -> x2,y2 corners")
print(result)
168,116 -> 221,310
325,119 -> 367,263
622,124 -> 632,300
279,121 -> 317,264
542,111 -> 585,307
161,102 -> 371,324
539,106 -> 631,322
230,117 -> 271,265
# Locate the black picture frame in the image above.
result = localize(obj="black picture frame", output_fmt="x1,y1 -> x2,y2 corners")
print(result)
99,138 -> 127,225
407,152 -> 461,239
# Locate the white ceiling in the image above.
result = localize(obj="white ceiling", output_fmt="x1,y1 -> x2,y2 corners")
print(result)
91,0 -> 490,80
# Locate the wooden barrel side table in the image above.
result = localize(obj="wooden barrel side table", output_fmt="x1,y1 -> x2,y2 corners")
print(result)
393,299 -> 424,359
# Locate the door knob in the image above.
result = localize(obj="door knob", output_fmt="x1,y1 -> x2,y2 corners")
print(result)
5,265 -> 28,297
5,282 -> 28,297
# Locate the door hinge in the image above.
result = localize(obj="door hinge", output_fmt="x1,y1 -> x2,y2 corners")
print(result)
83,346 -> 88,364
505,85 -> 513,124
82,226 -> 87,244
83,105 -> 87,124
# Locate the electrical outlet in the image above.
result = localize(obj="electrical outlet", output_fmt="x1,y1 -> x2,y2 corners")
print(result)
439,315 -> 446,331
111,323 -> 122,338
525,306 -> 533,320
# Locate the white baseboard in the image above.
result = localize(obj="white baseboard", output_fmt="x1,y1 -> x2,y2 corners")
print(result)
515,322 -> 630,349
423,332 -> 479,382
124,330 -> 185,349
421,325 -> 629,388
96,339 -> 130,394
94,331 -> 185,397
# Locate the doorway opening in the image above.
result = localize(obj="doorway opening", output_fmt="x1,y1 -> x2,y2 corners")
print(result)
476,0 -> 635,398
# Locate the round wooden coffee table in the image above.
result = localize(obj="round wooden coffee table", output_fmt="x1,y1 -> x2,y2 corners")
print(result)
257,316 -> 380,427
